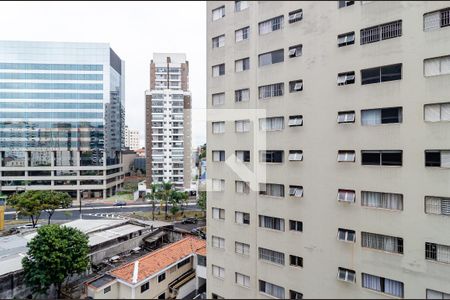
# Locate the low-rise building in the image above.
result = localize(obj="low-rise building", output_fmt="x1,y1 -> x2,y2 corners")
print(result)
86,236 -> 206,299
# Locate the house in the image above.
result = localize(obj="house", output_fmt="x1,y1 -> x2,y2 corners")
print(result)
85,236 -> 206,299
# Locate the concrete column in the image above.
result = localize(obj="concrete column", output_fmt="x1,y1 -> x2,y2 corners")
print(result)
103,189 -> 107,200
76,189 -> 81,202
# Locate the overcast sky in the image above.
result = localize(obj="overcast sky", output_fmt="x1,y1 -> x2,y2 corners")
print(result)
0,1 -> 207,148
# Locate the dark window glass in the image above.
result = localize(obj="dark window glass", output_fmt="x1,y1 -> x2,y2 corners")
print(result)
425,242 -> 437,260
289,255 -> 303,267
361,152 -> 381,165
381,64 -> 402,82
381,151 -> 402,166
381,107 -> 402,124
425,151 -> 441,167
158,293 -> 165,299
261,151 -> 283,163
290,290 -> 303,299
158,273 -> 166,283
140,282 -> 149,293
361,67 -> 380,85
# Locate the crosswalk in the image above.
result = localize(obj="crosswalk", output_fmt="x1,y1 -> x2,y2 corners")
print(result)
84,213 -> 128,220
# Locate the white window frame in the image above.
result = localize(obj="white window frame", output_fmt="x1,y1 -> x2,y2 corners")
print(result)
212,6 -> 225,21
235,0 -> 249,12
212,236 -> 225,249
235,119 -> 250,132
212,64 -> 225,77
235,242 -> 250,256
212,150 -> 225,162
337,189 -> 356,202
259,16 -> 284,35
212,35 -> 225,48
212,93 -> 225,106
337,111 -> 355,123
337,268 -> 356,283
337,228 -> 356,243
235,272 -> 250,287
288,150 -> 303,161
288,44 -> 302,58
212,265 -> 225,279
212,121 -> 225,134
337,72 -> 355,85
235,26 -> 249,42
288,10 -> 303,23
235,57 -> 250,72
212,178 -> 225,192
337,151 -> 356,162
337,32 -> 355,46
212,207 -> 225,220
289,186 -> 304,197
235,180 -> 250,194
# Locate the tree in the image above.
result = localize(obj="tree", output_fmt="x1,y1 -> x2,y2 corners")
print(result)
41,191 -> 72,224
22,224 -> 90,298
197,191 -> 207,218
8,191 -> 44,228
158,181 -> 174,220
145,183 -> 159,221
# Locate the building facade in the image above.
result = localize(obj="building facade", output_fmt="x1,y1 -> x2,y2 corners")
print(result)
145,53 -> 192,189
125,125 -> 140,150
0,41 -> 125,200
207,1 -> 450,299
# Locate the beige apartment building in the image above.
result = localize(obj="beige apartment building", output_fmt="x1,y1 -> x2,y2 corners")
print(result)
206,1 -> 450,299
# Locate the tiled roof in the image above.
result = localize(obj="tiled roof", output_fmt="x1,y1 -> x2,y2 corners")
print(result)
196,246 -> 207,256
110,237 -> 206,284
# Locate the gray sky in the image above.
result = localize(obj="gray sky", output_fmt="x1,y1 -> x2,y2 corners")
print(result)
0,1 -> 207,148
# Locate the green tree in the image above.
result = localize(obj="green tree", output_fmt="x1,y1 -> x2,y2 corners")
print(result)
41,191 -> 72,224
157,181 -> 174,220
22,224 -> 90,298
197,191 -> 207,218
145,183 -> 159,221
8,191 -> 44,228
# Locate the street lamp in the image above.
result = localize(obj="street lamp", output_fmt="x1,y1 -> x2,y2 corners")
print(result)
79,190 -> 84,219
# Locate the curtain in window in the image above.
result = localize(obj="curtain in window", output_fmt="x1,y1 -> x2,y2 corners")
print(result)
441,151 -> 450,168
362,273 -> 381,291
424,104 -> 441,122
441,103 -> 450,121
384,279 -> 403,297
381,192 -> 403,210
213,151 -> 220,161
241,89 -> 249,101
271,117 -> 284,130
236,29 -> 245,42
383,236 -> 396,252
361,109 -> 381,125
259,20 -> 272,35
236,181 -> 244,193
440,56 -> 450,75
424,58 -> 441,77
424,12 -> 441,31
235,60 -> 244,72
437,244 -> 450,263
236,212 -> 244,224
212,208 -> 220,219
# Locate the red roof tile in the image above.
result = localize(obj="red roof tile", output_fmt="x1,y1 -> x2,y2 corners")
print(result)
110,237 -> 206,284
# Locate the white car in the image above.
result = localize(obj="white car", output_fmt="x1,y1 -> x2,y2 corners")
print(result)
17,224 -> 42,229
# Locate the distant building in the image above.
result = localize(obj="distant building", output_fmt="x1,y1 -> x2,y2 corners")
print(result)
86,236 -> 206,299
125,126 -> 140,150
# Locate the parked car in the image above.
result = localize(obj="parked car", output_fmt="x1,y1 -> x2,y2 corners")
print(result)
191,228 -> 206,239
182,217 -> 198,224
17,224 -> 42,230
114,201 -> 127,206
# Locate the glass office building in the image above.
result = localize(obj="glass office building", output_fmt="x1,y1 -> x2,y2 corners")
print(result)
0,41 -> 125,200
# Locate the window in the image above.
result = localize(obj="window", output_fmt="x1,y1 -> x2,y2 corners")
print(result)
235,0 -> 248,12
424,55 -> 450,77
259,116 -> 284,131
337,189 -> 356,203
425,196 -> 450,216
337,111 -> 355,124
289,80 -> 303,92
259,280 -> 285,299
235,241 -> 250,255
236,272 -> 250,287
259,15 -> 284,35
212,121 -> 225,134
288,9 -> 303,23
212,64 -> 225,77
290,255 -> 303,267
338,32 -> 355,47
286,45 -> 302,61
426,242 -> 450,264
158,272 -> 166,283
235,211 -> 250,225
259,150 -> 283,163
212,207 -> 225,220
290,290 -> 303,299
235,88 -> 250,102
361,107 -> 402,125
211,294 -> 224,299
424,102 -> 450,122
212,265 -> 225,279
104,286 -> 111,294
338,1 -> 354,8
361,150 -> 402,166
362,273 -> 404,298
158,293 -> 165,299
236,150 -> 250,162
338,268 -> 356,283
235,181 -> 250,194
289,185 -> 304,198
424,8 -> 450,31
212,150 -> 225,162
337,228 -> 356,242
212,236 -> 225,249
235,26 -> 249,42
259,215 -> 285,231
259,247 -> 285,265
235,119 -> 250,132
361,191 -> 404,210
141,282 -> 149,293
288,150 -> 303,161
212,92 -> 225,106
426,289 -> 450,299
288,115 -> 303,127
212,6 -> 225,21
212,179 -> 225,192
259,183 -> 285,197
425,150 -> 450,168
212,35 -> 225,48
337,71 -> 355,85
259,83 -> 284,99
361,63 -> 402,84
235,57 -> 250,72
177,257 -> 191,268
289,220 -> 303,232
361,232 -> 403,254
337,150 -> 355,162
259,49 -> 284,67
360,20 -> 402,45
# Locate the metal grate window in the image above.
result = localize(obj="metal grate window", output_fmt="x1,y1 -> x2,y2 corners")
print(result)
361,20 -> 402,45
441,9 -> 450,27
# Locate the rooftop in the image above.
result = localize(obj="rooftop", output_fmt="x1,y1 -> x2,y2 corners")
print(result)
110,236 -> 206,284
